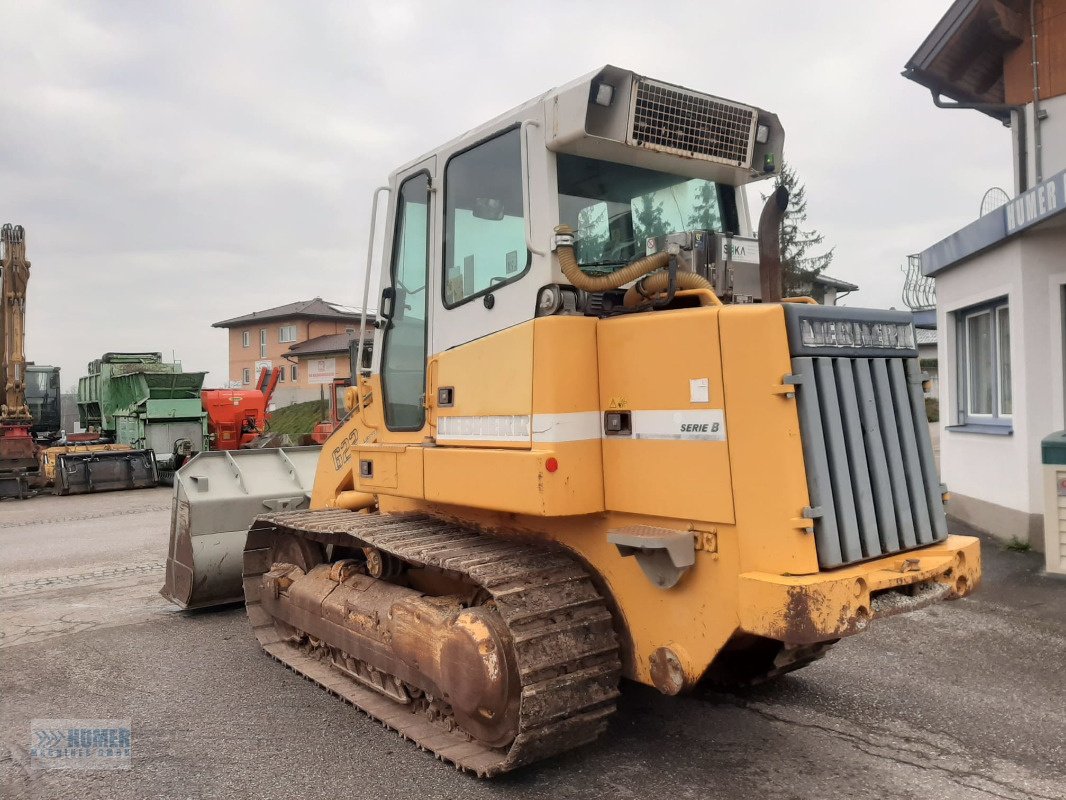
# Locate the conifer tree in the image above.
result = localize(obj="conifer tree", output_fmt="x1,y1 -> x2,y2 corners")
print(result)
764,162 -> 835,295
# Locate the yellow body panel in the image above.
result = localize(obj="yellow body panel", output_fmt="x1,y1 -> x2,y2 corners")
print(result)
718,305 -> 820,575
531,316 -> 600,415
424,440 -> 603,516
430,323 -> 534,449
312,305 -> 982,692
598,308 -> 734,523
310,419 -> 360,504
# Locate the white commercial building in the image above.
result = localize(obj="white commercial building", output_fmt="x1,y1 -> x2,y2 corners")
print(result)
904,0 -> 1066,551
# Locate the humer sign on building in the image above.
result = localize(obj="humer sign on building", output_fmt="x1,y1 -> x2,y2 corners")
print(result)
921,170 -> 1066,274
1005,170 -> 1063,234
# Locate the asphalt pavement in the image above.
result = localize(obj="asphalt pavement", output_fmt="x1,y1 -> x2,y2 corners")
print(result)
1,488 -> 1064,800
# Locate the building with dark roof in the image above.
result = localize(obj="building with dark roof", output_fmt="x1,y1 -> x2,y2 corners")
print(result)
213,298 -> 374,405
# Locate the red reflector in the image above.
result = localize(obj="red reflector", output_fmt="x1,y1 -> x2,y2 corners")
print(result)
545,457 -> 559,473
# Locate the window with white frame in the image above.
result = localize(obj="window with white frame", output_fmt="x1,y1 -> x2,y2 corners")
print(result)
259,329 -> 267,358
957,299 -> 1011,424
291,364 -> 298,382
242,331 -> 250,348
279,325 -> 297,343
278,367 -> 285,382
242,368 -> 251,384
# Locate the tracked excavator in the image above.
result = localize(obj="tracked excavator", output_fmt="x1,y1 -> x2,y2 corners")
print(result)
165,66 -> 981,775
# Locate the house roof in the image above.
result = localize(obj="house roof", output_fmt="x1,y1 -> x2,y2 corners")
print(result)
287,331 -> 360,358
901,0 -> 1024,118
811,273 -> 860,292
213,297 -> 375,328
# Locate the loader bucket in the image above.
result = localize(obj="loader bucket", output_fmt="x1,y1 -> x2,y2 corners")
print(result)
161,446 -> 321,610
53,448 -> 159,495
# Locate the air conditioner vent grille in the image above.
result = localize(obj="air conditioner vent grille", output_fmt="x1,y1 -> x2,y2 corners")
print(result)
628,79 -> 757,167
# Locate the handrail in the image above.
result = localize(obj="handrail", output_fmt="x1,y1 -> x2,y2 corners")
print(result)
781,296 -> 818,305
357,186 -> 391,427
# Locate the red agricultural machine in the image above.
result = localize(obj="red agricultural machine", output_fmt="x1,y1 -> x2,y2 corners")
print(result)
202,367 -> 281,450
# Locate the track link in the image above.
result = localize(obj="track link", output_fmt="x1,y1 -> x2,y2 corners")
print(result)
243,510 -> 621,777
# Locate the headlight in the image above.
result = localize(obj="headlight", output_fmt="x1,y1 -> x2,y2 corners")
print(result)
800,319 -> 915,350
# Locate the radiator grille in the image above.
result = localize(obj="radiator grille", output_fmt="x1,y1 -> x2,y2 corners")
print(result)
793,356 -> 948,568
628,79 -> 757,167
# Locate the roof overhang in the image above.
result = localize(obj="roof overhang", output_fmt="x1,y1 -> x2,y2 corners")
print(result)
902,0 -> 1025,119
920,168 -> 1066,276
812,274 -> 860,292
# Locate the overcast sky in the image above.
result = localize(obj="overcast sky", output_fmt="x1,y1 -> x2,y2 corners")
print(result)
2,1 -> 1012,389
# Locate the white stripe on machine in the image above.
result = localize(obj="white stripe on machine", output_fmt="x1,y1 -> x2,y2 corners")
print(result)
436,413 -> 602,442
629,409 -> 726,441
435,410 -> 726,443
532,411 -> 601,442
436,415 -> 531,442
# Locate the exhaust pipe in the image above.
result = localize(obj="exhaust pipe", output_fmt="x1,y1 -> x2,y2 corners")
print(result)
758,186 -> 789,303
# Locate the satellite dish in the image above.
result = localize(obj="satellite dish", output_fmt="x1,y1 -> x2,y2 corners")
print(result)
980,187 -> 1010,217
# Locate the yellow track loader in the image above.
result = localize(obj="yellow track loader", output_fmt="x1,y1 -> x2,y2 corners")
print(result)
165,66 -> 980,776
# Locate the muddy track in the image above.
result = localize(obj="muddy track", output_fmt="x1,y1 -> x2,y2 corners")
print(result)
243,509 -> 622,777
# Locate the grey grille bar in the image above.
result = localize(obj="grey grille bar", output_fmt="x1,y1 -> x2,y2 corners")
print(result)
889,359 -> 934,544
792,359 -> 842,566
852,359 -> 902,552
906,359 -> 949,541
834,359 -> 881,558
815,358 -> 863,564
793,355 -> 948,568
870,358 -> 918,549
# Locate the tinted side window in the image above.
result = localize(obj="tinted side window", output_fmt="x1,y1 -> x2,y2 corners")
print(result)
444,128 -> 528,307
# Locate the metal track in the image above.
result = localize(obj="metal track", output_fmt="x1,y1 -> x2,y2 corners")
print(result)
243,510 -> 621,777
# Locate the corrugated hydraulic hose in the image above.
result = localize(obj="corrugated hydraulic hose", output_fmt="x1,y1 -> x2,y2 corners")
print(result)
554,224 -> 712,307
621,270 -> 712,308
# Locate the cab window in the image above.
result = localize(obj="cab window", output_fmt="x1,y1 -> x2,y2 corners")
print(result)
443,128 -> 529,307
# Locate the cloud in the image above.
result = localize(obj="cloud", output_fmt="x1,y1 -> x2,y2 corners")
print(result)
1,0 -> 1011,393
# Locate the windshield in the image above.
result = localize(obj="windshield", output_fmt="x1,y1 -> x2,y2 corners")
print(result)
25,368 -> 57,399
557,154 -> 738,270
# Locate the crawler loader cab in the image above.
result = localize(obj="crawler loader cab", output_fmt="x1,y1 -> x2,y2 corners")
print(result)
174,66 -> 982,776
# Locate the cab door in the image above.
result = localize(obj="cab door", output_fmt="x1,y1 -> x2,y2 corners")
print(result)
378,160 -> 435,434
357,160 -> 435,499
